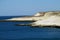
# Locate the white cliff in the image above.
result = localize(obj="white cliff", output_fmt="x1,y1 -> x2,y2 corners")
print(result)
16,11 -> 60,27
4,11 -> 60,27
30,11 -> 60,27
31,16 -> 60,26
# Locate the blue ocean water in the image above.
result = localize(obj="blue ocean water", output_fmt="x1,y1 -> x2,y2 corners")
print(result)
0,16 -> 60,40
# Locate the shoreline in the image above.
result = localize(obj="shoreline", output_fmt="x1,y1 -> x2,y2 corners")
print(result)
0,20 -> 35,22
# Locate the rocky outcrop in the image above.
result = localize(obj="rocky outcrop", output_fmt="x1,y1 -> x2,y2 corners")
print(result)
5,16 -> 41,21
16,11 -> 60,27
30,11 -> 60,27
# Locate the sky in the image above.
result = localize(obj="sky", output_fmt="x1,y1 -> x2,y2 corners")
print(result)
0,0 -> 60,16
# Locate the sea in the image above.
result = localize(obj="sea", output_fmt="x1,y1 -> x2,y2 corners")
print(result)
0,16 -> 60,40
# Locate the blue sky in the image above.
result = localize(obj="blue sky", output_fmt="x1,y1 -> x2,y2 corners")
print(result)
0,0 -> 60,16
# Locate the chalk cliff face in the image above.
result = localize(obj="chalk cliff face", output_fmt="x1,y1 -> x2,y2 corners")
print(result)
30,11 -> 60,26
15,11 -> 60,27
